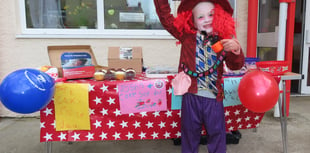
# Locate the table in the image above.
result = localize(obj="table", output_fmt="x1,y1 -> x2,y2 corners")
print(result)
40,75 -> 265,152
278,72 -> 303,153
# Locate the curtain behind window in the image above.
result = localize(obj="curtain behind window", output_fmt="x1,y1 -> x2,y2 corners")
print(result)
27,0 -> 63,28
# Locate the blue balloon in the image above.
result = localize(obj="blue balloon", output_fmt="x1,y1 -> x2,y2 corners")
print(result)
0,69 -> 55,114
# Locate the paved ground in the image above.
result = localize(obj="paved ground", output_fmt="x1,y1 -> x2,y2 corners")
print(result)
1,96 -> 310,153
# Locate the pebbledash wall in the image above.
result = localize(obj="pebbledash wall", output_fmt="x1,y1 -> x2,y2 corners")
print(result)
0,0 -> 249,117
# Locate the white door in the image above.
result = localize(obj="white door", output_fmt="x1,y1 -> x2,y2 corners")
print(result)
301,0 -> 310,94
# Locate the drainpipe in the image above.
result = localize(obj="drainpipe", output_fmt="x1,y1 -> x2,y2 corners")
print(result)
274,0 -> 296,117
284,1 -> 296,116
246,0 -> 258,57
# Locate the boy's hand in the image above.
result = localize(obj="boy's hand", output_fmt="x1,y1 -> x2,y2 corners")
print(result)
220,39 -> 241,55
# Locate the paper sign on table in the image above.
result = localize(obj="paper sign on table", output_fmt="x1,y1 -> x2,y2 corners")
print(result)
171,88 -> 182,110
54,83 -> 90,131
118,79 -> 167,114
223,77 -> 242,107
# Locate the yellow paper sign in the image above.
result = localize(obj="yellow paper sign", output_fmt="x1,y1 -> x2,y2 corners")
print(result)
54,83 -> 90,131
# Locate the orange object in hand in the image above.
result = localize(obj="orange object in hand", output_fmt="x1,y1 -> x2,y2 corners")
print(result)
211,41 -> 224,53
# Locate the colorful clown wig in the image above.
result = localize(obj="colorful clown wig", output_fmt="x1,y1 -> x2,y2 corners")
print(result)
174,0 -> 236,39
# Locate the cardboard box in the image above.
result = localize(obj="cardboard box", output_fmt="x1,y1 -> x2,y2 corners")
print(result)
108,47 -> 143,73
48,45 -> 98,79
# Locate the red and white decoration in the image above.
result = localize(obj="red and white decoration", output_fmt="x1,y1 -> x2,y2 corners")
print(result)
40,77 -> 264,142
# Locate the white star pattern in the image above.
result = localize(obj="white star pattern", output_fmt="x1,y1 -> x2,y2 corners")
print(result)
225,110 -> 230,116
89,109 -> 95,115
170,121 -> 178,128
44,133 -> 53,141
151,132 -> 159,139
40,122 -> 45,128
89,84 -> 95,92
177,111 -> 181,118
93,120 -> 102,128
100,84 -> 109,93
43,108 -> 53,116
164,132 -> 171,139
93,97 -> 102,105
245,116 -> 251,121
140,112 -> 148,117
113,132 -> 121,140
115,86 -> 119,92
146,121 -> 154,128
168,87 -> 172,95
107,120 -> 115,128
158,121 -> 166,129
113,109 -> 121,116
246,124 -> 252,128
234,110 -> 240,115
120,121 -> 128,128
51,121 -> 56,129
236,118 -> 242,123
229,126 -> 234,131
40,81 -> 265,142
254,116 -> 260,120
86,132 -> 94,141
107,97 -> 115,105
139,132 -> 146,139
100,108 -> 108,116
153,111 -> 160,117
227,119 -> 232,124
133,121 -> 141,128
58,132 -> 67,141
71,132 -> 80,141
165,111 -> 172,117
126,132 -> 134,140
175,131 -> 181,137
99,132 -> 108,140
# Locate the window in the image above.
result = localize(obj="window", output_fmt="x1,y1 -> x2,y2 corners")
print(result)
25,0 -> 97,29
257,0 -> 280,61
19,0 -> 176,38
19,0 -> 236,38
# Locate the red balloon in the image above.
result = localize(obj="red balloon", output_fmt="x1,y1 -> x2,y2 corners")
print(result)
238,70 -> 280,113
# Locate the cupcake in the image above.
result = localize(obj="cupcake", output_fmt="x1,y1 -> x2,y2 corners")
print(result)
94,71 -> 105,81
101,69 -> 107,74
104,69 -> 115,80
115,69 -> 126,80
125,68 -> 136,80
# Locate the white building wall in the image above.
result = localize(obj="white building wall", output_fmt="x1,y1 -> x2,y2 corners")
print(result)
0,0 -> 248,117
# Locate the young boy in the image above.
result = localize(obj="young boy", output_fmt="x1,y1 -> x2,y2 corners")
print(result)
154,0 -> 244,153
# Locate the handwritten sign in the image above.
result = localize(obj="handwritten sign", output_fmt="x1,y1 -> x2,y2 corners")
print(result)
223,77 -> 242,107
118,79 -> 167,114
54,83 -> 90,131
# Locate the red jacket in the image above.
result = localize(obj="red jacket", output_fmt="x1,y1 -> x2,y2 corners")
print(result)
154,0 -> 245,101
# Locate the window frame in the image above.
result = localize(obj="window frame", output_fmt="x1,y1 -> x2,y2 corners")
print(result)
17,0 -> 174,39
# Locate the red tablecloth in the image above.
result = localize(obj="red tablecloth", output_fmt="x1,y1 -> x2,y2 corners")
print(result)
40,76 -> 264,142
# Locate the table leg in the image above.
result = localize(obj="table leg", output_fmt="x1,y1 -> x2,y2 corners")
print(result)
279,80 -> 288,153
46,141 -> 52,153
274,82 -> 283,118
